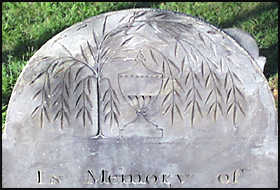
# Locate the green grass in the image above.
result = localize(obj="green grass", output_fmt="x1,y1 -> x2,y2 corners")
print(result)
2,2 -> 278,127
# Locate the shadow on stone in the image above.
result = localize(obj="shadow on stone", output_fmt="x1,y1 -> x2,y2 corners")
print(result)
261,43 -> 278,79
219,2 -> 277,28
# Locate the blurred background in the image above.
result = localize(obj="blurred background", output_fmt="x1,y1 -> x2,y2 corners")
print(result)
2,2 -> 278,127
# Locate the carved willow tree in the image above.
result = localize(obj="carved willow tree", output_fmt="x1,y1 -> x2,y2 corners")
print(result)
29,13 -> 148,138
55,14 -> 149,138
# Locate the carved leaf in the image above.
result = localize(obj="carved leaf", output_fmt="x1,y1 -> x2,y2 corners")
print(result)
86,108 -> 93,125
226,88 -> 232,104
118,14 -> 127,23
174,89 -> 182,102
53,110 -> 60,122
191,101 -> 195,126
190,48 -> 198,63
52,98 -> 59,107
150,49 -> 158,65
113,112 -> 119,127
152,12 -> 169,19
163,77 -> 170,90
201,61 -> 204,78
174,78 -> 185,92
43,89 -> 50,106
237,101 -> 245,116
161,91 -> 172,107
196,89 -> 202,101
205,74 -> 211,88
133,11 -> 147,19
103,101 -> 110,113
74,80 -> 83,93
198,33 -> 206,45
196,101 -> 203,117
110,113 -> 113,127
85,93 -> 93,108
75,93 -> 83,108
135,23 -> 145,31
80,45 -> 89,66
162,60 -> 166,74
53,83 -> 61,95
112,89 -> 120,104
40,110 -> 43,128
233,104 -> 237,125
64,83 -> 69,98
50,60 -> 60,73
120,36 -> 133,47
219,58 -> 223,72
217,102 -> 223,116
214,103 -> 217,121
64,111 -> 70,125
87,78 -> 91,94
174,41 -> 178,57
207,57 -> 218,70
104,112 -> 110,123
113,100 -> 120,116
181,57 -> 185,74
216,88 -> 223,99
224,72 -> 229,89
87,41 -> 96,61
162,104 -> 171,115
226,102 -> 234,115
30,72 -> 44,85
33,89 -> 42,100
60,43 -> 73,57
207,102 -> 215,115
205,89 -> 214,105
212,72 -> 221,84
171,106 -> 174,125
31,105 -> 40,118
43,106 -> 50,122
63,98 -> 70,112
167,58 -> 180,73
102,15 -> 108,36
194,73 -> 202,86
177,23 -> 193,33
175,104 -> 183,120
184,101 -> 192,112
232,72 -> 242,83
235,87 -> 245,100
102,89 -> 110,102
92,28 -> 99,48
185,88 -> 193,102
184,72 -> 190,85
46,74 -> 51,92
82,109 -> 86,127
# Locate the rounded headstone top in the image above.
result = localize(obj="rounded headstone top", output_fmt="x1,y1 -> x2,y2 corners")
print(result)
4,8 -> 277,140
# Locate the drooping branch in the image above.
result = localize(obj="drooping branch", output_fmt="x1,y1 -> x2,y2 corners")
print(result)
100,77 -> 120,128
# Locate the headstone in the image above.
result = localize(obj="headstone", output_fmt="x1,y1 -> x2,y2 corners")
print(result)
2,9 -> 278,188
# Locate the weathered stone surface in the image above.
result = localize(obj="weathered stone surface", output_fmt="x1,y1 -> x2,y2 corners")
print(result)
2,9 -> 278,188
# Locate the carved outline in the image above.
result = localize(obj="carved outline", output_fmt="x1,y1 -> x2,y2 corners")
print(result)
117,49 -> 164,135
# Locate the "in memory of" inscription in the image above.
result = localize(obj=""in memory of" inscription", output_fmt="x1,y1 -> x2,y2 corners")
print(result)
37,168 -> 244,186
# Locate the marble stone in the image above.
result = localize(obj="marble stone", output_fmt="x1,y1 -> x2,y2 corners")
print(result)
2,8 -> 278,188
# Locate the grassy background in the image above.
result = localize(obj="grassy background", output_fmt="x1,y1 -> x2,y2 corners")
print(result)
2,2 -> 278,127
